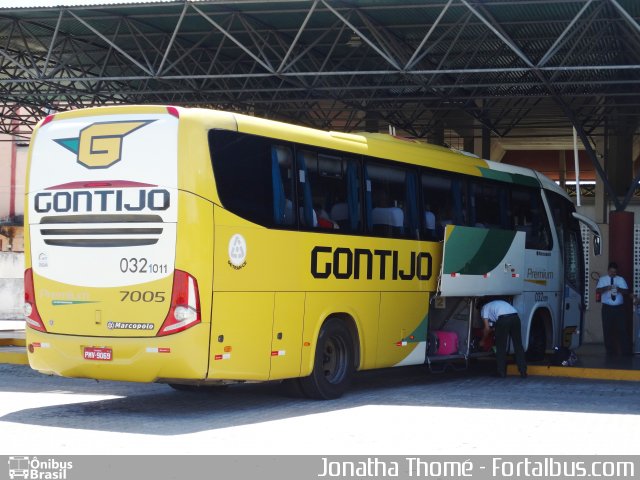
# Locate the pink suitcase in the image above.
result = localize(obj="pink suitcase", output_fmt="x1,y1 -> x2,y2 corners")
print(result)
430,330 -> 458,355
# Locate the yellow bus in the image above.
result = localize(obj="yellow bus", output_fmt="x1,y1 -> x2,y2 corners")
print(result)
24,106 -> 600,398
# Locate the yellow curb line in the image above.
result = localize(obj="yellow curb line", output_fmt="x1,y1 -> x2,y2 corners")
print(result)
0,338 -> 26,347
0,349 -> 29,365
507,364 -> 640,381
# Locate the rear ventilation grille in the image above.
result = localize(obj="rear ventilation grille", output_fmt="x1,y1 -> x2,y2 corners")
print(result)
39,214 -> 164,248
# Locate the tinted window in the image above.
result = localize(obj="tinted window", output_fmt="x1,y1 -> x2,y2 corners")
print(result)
546,190 -> 582,289
469,180 -> 510,229
298,149 -> 362,233
421,171 -> 467,240
366,162 -> 419,239
512,187 -> 552,250
209,130 -> 294,228
545,190 -> 569,238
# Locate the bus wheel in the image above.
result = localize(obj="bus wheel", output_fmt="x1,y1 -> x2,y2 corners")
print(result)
526,319 -> 546,362
299,318 -> 354,400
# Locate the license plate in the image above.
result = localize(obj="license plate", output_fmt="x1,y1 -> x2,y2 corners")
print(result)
83,347 -> 113,361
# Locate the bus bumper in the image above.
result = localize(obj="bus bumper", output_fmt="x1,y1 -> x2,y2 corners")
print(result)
26,323 -> 210,383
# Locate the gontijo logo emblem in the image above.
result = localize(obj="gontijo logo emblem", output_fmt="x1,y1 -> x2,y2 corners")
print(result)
54,120 -> 155,169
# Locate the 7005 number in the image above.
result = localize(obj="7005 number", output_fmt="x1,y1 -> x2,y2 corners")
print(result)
120,257 -> 168,274
120,290 -> 166,303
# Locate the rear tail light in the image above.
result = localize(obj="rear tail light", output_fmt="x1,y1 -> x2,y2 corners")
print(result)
157,269 -> 201,336
24,268 -> 47,332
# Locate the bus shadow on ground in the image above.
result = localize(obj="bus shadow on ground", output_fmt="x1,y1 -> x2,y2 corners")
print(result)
1,363 -> 640,436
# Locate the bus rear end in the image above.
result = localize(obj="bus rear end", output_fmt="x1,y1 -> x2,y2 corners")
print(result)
25,106 -> 211,383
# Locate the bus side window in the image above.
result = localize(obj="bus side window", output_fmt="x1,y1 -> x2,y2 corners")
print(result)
298,149 -> 362,233
272,145 -> 296,226
404,171 -> 420,239
296,149 -> 316,228
211,129 -> 282,228
512,187 -> 552,250
469,180 -> 508,229
366,162 -> 408,238
421,170 -> 466,240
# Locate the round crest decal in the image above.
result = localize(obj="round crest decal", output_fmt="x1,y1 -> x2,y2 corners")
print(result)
228,234 -> 247,269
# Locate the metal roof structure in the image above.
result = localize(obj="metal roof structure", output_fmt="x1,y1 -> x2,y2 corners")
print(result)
0,0 -> 638,154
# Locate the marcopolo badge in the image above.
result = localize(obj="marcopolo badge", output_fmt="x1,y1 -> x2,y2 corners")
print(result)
228,234 -> 247,269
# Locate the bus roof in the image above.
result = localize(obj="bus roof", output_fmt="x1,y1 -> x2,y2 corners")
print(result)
40,105 -> 567,193
228,110 -> 546,189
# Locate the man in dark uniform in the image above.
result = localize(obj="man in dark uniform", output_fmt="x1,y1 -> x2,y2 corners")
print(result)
479,298 -> 528,378
595,262 -> 630,356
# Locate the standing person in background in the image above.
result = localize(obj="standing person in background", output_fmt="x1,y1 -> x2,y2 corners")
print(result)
596,262 -> 631,356
479,298 -> 528,378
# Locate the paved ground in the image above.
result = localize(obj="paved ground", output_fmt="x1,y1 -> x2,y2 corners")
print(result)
1,362 -> 639,455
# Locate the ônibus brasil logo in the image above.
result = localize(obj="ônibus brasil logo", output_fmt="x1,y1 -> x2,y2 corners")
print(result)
54,120 -> 155,169
8,456 -> 73,479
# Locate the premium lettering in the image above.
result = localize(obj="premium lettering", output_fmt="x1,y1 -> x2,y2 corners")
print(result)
527,268 -> 554,280
311,246 -> 432,280
34,188 -> 170,213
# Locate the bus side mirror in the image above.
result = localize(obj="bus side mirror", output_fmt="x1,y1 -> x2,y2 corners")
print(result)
571,212 -> 602,256
593,235 -> 601,256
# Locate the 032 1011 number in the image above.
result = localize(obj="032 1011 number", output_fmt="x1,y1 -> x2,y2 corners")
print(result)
120,291 -> 166,302
120,258 -> 168,274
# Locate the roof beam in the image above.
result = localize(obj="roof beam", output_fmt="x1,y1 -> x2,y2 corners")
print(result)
191,3 -> 275,74
608,0 -> 640,36
277,0 -> 318,73
66,9 -> 152,76
537,0 -> 596,67
320,0 -> 401,70
405,0 -> 453,70
157,1 -> 188,76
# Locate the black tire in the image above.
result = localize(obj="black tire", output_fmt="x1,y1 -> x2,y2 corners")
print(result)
298,318 -> 355,400
280,378 -> 306,398
169,383 -> 228,392
526,319 -> 546,362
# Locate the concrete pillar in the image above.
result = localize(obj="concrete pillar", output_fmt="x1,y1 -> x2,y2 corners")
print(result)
609,211 -> 635,353
592,135 -> 607,224
364,111 -> 380,133
607,119 -> 634,197
558,150 -> 566,189
584,134 -> 607,343
10,128 -> 17,219
474,135 -> 483,158
463,135 -> 474,154
427,122 -> 445,146
481,125 -> 491,160
453,116 -> 482,156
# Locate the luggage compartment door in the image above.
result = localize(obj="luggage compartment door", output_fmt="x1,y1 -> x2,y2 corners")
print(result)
439,225 -> 525,296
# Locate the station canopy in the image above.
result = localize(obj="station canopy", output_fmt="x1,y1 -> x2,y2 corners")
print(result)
0,0 -> 639,147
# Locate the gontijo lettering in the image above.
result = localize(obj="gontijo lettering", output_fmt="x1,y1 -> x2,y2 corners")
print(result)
34,188 -> 170,213
311,246 -> 432,280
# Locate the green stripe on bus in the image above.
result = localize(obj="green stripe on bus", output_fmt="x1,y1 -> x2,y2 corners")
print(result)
443,227 -> 517,275
478,167 -> 539,187
51,300 -> 99,306
406,311 -> 429,343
